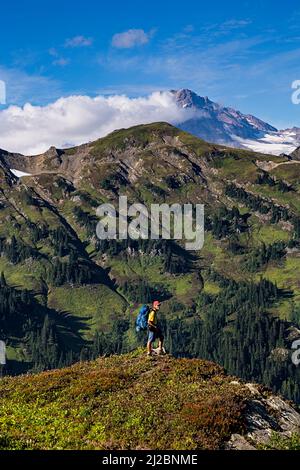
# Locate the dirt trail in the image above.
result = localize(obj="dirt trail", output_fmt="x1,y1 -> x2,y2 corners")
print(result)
256,159 -> 300,172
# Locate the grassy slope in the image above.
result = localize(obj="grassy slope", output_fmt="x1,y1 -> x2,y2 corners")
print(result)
0,350 -> 251,450
0,169 -> 125,351
207,148 -> 300,319
48,285 -> 127,338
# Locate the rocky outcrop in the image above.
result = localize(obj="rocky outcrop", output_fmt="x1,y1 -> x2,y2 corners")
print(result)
290,146 -> 300,161
226,382 -> 300,449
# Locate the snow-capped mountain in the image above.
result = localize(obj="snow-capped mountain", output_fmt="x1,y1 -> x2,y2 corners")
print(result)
172,89 -> 300,155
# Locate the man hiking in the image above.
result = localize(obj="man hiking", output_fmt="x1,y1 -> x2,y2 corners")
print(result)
147,300 -> 165,356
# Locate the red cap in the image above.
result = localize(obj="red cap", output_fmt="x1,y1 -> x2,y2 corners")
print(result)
153,300 -> 161,308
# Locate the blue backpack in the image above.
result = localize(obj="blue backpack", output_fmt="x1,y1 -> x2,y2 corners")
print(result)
136,305 -> 150,332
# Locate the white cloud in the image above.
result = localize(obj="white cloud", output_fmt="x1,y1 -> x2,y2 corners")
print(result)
0,91 -> 197,155
65,35 -> 93,47
112,29 -> 150,49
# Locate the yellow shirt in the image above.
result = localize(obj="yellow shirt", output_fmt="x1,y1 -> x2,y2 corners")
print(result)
148,309 -> 157,325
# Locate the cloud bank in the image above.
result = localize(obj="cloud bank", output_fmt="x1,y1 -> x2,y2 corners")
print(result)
0,91 -> 196,155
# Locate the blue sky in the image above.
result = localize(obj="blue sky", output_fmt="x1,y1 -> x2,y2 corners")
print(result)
1,0 -> 300,128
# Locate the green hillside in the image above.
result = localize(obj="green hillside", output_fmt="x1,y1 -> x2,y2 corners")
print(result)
1,122 -> 300,402
0,350 -> 299,450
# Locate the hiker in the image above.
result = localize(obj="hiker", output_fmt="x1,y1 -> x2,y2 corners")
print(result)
147,300 -> 165,356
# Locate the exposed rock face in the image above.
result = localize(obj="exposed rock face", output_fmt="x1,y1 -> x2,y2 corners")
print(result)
226,382 -> 300,450
0,155 -> 18,187
226,434 -> 256,450
0,142 -> 93,183
0,148 -> 28,173
290,146 -> 300,161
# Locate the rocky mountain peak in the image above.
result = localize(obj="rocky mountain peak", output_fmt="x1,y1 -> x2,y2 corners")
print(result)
171,88 -> 212,109
170,88 -> 300,154
171,88 -> 277,146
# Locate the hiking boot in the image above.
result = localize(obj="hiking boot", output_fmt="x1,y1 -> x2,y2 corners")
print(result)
157,348 -> 166,355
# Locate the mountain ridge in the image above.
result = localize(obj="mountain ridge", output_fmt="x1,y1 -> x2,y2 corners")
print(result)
0,120 -> 290,181
0,122 -> 300,405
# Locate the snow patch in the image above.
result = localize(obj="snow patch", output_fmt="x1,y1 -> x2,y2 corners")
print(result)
233,133 -> 299,155
10,169 -> 32,178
